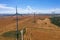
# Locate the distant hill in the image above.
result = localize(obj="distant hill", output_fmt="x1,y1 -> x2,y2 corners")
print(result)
0,13 -> 60,17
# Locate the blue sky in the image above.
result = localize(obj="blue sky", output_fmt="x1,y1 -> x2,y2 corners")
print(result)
0,0 -> 60,14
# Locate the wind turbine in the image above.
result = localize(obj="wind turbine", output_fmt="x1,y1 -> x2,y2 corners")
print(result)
16,1 -> 24,40
33,11 -> 36,23
16,6 -> 19,40
52,11 -> 55,17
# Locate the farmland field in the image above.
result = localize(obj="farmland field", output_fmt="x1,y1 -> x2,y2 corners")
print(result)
0,14 -> 60,40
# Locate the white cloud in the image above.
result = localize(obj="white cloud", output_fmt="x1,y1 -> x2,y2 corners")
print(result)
0,4 -> 15,14
0,4 -> 60,14
17,6 -> 35,13
0,4 -> 15,9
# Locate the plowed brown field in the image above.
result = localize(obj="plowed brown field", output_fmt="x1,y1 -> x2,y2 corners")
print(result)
0,15 -> 60,40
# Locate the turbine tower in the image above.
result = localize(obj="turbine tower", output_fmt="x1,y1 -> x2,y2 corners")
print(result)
52,11 -> 55,17
34,12 -> 36,23
16,6 -> 19,40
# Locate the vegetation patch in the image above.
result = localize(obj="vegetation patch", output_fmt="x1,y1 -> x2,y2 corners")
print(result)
50,17 -> 60,27
2,29 -> 26,38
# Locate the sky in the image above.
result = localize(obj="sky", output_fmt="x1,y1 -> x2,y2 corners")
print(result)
0,0 -> 60,14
